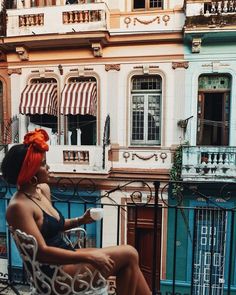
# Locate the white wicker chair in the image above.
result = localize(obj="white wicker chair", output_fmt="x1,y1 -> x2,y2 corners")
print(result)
11,228 -> 108,295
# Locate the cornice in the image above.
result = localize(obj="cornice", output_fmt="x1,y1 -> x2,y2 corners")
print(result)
0,31 -> 183,52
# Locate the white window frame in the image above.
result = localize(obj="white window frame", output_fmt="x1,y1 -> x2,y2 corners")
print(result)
130,76 -> 162,146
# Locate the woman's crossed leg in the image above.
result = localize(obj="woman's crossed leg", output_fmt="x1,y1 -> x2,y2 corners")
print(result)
63,244 -> 151,295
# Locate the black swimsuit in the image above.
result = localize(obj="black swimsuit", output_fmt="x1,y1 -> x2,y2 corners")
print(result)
24,193 -> 74,277
24,192 -> 74,250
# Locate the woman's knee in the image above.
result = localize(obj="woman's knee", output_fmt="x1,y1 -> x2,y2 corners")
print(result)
123,245 -> 139,264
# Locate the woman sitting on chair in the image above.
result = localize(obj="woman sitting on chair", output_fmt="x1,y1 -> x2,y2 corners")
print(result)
2,129 -> 151,295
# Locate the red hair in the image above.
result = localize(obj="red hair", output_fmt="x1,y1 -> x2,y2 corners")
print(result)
17,129 -> 49,186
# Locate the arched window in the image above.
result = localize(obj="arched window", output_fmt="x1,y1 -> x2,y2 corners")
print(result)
131,75 -> 162,145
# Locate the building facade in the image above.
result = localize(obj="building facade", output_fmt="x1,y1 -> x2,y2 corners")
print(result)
1,0 -> 236,294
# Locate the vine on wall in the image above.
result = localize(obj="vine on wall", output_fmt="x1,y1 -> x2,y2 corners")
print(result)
169,144 -> 184,196
169,143 -> 193,241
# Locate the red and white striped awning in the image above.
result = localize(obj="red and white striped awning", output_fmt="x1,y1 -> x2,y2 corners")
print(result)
19,83 -> 58,116
60,82 -> 97,116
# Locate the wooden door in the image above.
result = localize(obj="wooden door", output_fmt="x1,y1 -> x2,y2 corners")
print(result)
127,205 -> 162,290
197,92 -> 229,146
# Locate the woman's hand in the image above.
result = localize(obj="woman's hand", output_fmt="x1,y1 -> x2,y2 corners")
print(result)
78,209 -> 94,225
89,250 -> 115,277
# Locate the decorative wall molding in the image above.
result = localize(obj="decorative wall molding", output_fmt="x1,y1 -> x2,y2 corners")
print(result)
143,65 -> 150,75
202,61 -> 230,72
16,46 -> 29,61
134,15 -> 160,26
91,43 -> 102,57
105,64 -> 120,72
31,69 -> 54,74
133,65 -> 159,74
172,62 -> 189,69
70,67 -> 94,73
8,68 -> 22,76
132,153 -> 158,161
39,68 -> 46,78
160,152 -> 168,163
124,14 -> 170,28
162,14 -> 171,26
123,151 -> 168,163
123,151 -> 130,163
192,38 -> 202,53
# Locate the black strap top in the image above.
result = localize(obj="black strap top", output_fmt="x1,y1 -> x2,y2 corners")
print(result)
23,192 -> 74,250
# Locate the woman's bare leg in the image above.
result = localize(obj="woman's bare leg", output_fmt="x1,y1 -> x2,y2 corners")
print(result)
63,245 -> 151,295
99,245 -> 151,295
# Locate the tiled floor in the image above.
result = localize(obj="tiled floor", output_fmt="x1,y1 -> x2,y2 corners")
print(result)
0,284 -> 30,295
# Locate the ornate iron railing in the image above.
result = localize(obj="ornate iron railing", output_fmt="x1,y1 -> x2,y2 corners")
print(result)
0,178 -> 236,295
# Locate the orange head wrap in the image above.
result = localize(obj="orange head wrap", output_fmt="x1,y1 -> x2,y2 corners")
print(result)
17,128 -> 49,186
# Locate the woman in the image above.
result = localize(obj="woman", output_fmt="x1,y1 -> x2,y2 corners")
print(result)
2,129 -> 151,295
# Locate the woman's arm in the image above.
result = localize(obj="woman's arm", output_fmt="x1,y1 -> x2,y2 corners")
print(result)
6,201 -> 112,269
63,209 -> 94,231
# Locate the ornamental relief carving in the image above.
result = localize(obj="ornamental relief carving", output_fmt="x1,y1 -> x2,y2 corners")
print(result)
8,68 -> 22,76
172,62 -> 189,70
123,151 -> 168,163
124,14 -> 170,28
105,64 -> 120,72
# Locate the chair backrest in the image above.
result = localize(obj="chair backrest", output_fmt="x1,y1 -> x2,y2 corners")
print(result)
11,228 -> 108,295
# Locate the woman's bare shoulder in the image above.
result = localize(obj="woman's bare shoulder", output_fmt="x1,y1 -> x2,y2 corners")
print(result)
6,193 -> 34,226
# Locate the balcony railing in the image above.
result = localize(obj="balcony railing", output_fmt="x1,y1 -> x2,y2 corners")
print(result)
1,180 -> 236,295
181,146 -> 236,182
47,145 -> 110,174
63,150 -> 89,164
185,0 -> 236,29
6,2 -> 109,37
186,0 -> 236,16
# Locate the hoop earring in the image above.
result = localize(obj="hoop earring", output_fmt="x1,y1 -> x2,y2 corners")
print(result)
31,176 -> 38,186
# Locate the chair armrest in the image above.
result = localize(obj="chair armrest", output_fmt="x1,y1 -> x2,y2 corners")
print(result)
63,227 -> 87,249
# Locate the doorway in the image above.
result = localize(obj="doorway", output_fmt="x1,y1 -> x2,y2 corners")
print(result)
197,92 -> 229,146
127,205 -> 162,290
192,208 -> 228,295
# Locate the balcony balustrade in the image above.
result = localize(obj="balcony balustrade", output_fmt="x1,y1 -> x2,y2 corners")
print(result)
63,150 -> 89,164
181,146 -> 236,182
19,13 -> 44,27
185,0 -> 236,30
46,145 -> 110,174
186,0 -> 236,16
62,9 -> 102,24
204,1 -> 236,15
6,2 -> 109,37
